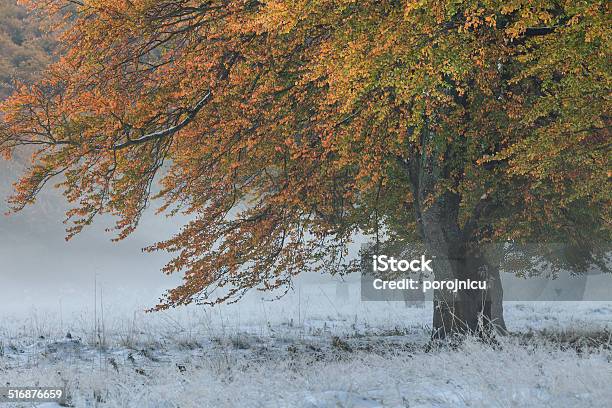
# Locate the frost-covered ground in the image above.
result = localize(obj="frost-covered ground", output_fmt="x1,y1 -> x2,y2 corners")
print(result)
1,283 -> 612,408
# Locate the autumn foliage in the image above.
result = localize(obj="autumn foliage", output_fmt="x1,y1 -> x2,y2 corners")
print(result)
1,0 -> 610,311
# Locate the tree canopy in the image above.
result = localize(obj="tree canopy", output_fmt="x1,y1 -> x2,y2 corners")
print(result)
1,0 -> 610,312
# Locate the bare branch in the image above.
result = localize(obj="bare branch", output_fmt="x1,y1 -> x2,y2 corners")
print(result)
112,91 -> 212,150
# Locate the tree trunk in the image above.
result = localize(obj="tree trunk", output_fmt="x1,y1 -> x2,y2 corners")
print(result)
415,186 -> 486,338
426,237 -> 508,337
404,117 -> 506,339
428,245 -> 492,336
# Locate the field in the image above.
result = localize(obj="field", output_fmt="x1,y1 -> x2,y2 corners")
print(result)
1,282 -> 612,408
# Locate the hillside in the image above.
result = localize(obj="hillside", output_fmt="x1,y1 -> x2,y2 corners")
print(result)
0,0 -> 54,99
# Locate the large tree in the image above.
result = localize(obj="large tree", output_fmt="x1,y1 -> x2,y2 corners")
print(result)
1,0 -> 610,338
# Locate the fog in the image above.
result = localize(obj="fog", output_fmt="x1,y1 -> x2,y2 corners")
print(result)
0,168 -> 356,317
0,193 -> 184,312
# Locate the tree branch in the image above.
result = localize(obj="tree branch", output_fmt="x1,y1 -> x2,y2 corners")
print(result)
112,91 -> 212,150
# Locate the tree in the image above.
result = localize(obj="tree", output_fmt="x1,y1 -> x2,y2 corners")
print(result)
1,0 -> 610,338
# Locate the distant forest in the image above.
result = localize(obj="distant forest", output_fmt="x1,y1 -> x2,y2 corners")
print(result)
0,0 -> 54,100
